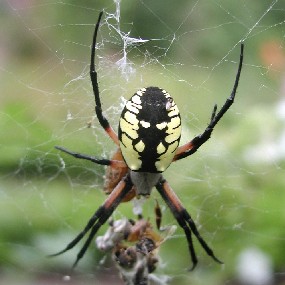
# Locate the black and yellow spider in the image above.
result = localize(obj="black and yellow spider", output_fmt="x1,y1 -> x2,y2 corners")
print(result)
52,11 -> 244,270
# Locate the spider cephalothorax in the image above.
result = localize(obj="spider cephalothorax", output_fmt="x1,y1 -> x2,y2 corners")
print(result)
51,11 -> 244,270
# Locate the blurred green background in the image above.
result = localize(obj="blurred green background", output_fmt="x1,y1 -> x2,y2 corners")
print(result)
1,0 -> 285,284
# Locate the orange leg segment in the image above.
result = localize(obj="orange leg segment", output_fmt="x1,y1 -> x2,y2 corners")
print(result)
156,177 -> 222,270
50,174 -> 134,267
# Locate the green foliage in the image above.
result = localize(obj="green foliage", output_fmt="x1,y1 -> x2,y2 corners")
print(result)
1,0 -> 284,284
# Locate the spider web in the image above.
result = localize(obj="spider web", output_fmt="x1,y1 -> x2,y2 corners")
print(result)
1,0 -> 285,284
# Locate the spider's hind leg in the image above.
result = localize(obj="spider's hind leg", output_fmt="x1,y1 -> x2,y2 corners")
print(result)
173,43 -> 244,162
89,11 -> 119,145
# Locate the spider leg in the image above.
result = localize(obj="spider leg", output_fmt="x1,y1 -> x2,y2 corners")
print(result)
155,177 -> 222,270
154,199 -> 162,230
174,43 -> 244,161
90,11 -> 119,145
50,174 -> 133,267
55,146 -> 127,168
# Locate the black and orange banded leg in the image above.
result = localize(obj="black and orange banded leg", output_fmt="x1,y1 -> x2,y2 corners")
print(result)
155,177 -> 223,270
55,146 -> 127,168
90,11 -> 119,145
174,43 -> 244,161
50,174 -> 133,267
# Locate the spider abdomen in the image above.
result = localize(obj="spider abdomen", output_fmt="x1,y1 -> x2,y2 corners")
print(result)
119,87 -> 181,173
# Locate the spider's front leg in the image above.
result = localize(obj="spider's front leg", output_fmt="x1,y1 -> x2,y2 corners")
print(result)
50,174 -> 134,267
156,177 -> 222,270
